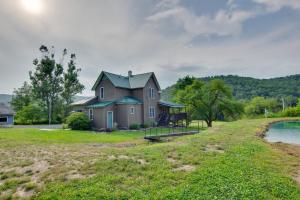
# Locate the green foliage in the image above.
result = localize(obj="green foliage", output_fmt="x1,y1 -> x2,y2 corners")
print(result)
245,97 -> 280,117
141,120 -> 155,128
29,45 -> 64,124
162,75 -> 300,101
66,112 -> 91,130
281,100 -> 300,117
11,82 -> 33,112
61,53 -> 85,116
129,123 -> 140,130
10,45 -> 85,125
175,79 -> 243,127
15,104 -> 44,124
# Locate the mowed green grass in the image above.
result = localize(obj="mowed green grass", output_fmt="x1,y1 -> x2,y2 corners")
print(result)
0,128 -> 145,147
1,119 -> 300,199
34,118 -> 300,200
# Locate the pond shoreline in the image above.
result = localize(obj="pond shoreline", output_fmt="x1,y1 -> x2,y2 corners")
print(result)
258,118 -> 300,139
258,119 -> 300,187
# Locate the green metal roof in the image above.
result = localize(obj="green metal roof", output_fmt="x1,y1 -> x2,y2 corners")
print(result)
159,100 -> 185,108
116,96 -> 142,105
92,71 -> 161,91
87,101 -> 114,108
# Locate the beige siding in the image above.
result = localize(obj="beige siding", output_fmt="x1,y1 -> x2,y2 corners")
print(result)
116,105 -> 128,128
142,76 -> 161,123
115,87 -> 131,99
116,104 -> 142,128
92,105 -> 117,129
128,104 -> 142,126
95,77 -> 130,102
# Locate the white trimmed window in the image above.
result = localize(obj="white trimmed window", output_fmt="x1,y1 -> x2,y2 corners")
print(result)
149,87 -> 155,99
149,106 -> 155,118
129,107 -> 135,115
100,87 -> 104,99
89,109 -> 94,120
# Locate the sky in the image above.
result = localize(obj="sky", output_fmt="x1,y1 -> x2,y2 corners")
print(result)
0,0 -> 300,96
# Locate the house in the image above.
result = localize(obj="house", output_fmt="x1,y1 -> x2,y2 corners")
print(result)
0,103 -> 14,127
71,70 -> 184,130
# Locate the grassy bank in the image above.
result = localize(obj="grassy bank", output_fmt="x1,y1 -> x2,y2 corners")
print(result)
0,118 -> 300,199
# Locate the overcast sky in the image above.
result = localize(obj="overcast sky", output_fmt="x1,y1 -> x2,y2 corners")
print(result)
0,0 -> 300,96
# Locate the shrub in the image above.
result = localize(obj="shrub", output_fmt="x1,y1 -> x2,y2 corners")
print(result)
129,123 -> 140,130
141,120 -> 155,128
281,107 -> 300,117
66,112 -> 91,130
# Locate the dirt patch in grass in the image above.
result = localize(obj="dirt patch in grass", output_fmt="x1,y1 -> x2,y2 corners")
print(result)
203,144 -> 225,153
13,187 -> 34,199
167,158 -> 178,164
107,155 -> 148,165
173,165 -> 196,172
294,170 -> 300,186
0,144 -> 134,198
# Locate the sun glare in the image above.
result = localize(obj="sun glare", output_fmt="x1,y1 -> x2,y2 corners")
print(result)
21,0 -> 43,14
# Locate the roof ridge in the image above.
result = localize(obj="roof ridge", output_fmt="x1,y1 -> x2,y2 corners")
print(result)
103,71 -> 128,79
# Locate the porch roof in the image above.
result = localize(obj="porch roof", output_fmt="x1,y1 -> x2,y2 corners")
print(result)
116,96 -> 142,105
158,100 -> 185,108
87,101 -> 114,109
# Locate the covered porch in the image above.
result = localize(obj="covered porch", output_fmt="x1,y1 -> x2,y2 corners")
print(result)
158,100 -> 187,126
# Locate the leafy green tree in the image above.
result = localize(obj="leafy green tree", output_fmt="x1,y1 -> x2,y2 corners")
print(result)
174,75 -> 196,91
29,45 -> 64,124
11,82 -> 33,112
61,53 -> 84,115
175,79 -> 243,127
244,97 -> 280,117
16,104 -> 44,124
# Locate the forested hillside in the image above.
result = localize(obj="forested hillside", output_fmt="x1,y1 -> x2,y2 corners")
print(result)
162,74 -> 300,101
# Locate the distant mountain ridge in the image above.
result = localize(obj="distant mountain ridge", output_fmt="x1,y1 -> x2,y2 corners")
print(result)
161,74 -> 300,101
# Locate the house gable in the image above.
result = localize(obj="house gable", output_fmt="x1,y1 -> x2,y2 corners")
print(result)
92,71 -> 161,91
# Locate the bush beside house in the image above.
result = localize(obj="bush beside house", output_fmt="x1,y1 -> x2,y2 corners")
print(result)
66,112 -> 91,130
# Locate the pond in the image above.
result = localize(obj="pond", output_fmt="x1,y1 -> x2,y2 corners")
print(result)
265,121 -> 300,145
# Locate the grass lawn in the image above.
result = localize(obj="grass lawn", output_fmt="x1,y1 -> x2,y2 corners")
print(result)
0,128 -> 146,147
0,118 -> 300,199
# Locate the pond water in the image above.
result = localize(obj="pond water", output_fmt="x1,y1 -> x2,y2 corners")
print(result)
265,121 -> 300,145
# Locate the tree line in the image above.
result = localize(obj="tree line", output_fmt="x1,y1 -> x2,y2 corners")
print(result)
11,45 -> 84,124
172,76 -> 300,127
162,74 -> 300,101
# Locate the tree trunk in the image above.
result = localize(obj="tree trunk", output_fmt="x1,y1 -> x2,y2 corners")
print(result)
207,120 -> 212,127
48,98 -> 52,125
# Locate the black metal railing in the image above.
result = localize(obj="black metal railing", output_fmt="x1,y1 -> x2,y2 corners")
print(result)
144,122 -> 200,139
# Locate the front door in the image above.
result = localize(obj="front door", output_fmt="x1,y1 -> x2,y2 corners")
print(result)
107,111 -> 113,129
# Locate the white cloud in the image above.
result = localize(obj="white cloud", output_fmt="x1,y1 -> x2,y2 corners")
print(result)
147,5 -> 256,37
253,0 -> 300,12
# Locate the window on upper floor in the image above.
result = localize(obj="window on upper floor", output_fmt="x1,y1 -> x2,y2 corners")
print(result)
100,87 -> 104,99
89,109 -> 94,120
149,106 -> 155,118
149,87 -> 155,99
